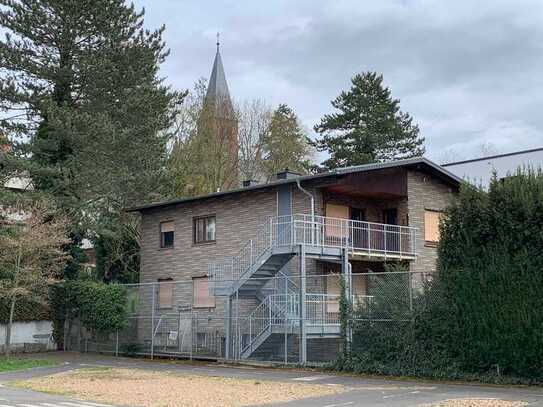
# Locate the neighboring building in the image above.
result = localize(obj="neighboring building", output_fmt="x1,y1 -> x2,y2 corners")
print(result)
442,147 -> 543,187
128,157 -> 461,363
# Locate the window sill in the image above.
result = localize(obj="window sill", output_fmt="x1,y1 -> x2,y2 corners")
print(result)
192,241 -> 216,247
192,306 -> 216,310
158,246 -> 174,251
424,241 -> 439,248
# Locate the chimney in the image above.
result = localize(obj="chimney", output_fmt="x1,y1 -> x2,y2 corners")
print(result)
242,180 -> 259,187
276,168 -> 301,180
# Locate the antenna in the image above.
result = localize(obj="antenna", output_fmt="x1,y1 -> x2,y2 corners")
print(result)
216,32 -> 220,52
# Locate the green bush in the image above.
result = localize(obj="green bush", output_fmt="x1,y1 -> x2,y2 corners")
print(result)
50,280 -> 128,340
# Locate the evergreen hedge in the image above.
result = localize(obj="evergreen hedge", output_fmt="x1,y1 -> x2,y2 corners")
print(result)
49,280 -> 128,346
336,170 -> 543,383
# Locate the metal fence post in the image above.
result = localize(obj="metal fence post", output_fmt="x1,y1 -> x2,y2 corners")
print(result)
151,283 -> 155,360
115,330 -> 119,357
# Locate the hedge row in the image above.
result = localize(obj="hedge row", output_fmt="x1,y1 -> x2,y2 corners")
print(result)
336,170 -> 543,384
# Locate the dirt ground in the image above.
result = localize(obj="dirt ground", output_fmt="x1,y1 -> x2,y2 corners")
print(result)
430,399 -> 528,407
15,367 -> 345,407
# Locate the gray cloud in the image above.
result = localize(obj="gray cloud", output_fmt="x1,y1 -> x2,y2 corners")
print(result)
135,0 -> 543,163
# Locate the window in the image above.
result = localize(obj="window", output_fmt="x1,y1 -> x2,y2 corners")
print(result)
158,278 -> 174,309
193,276 -> 215,308
424,210 -> 442,243
193,216 -> 216,244
160,221 -> 174,248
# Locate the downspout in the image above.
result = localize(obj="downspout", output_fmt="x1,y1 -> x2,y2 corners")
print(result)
296,179 -> 315,244
295,179 -> 315,220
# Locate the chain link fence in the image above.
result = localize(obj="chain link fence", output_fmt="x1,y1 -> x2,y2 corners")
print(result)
65,270 -> 433,365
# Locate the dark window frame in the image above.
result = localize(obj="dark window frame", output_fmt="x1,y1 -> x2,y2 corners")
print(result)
193,215 -> 216,244
159,220 -> 175,249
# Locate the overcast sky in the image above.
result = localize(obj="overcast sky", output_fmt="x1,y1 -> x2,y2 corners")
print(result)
134,0 -> 543,163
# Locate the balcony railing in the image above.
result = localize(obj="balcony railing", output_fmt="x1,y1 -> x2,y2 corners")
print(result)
209,214 -> 417,292
272,214 -> 417,258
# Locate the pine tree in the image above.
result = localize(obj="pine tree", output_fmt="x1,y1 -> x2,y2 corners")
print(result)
262,104 -> 312,180
0,0 -> 182,277
314,72 -> 425,169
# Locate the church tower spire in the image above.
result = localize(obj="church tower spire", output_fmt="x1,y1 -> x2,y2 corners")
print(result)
205,32 -> 233,112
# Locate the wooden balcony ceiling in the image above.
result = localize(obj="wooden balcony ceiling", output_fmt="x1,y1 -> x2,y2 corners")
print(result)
319,168 -> 407,199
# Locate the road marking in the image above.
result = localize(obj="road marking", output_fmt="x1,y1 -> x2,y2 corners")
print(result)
68,403 -> 113,407
293,375 -> 333,381
17,404 -> 43,407
60,403 -> 112,407
322,402 -> 354,407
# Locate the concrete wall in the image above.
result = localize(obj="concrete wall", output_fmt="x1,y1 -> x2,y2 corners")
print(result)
0,320 -> 56,353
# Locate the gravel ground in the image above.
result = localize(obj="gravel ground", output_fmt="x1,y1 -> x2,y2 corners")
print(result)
430,399 -> 528,407
14,367 -> 345,407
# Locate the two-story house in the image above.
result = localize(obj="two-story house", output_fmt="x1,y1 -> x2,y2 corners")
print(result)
127,157 -> 461,363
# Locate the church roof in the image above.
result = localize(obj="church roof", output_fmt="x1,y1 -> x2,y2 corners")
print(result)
205,40 -> 233,112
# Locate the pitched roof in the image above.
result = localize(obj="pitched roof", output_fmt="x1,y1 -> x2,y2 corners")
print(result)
205,45 -> 233,112
126,157 -> 462,213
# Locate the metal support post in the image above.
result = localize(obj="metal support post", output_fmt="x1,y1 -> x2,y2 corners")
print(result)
151,283 -> 155,360
225,296 -> 232,359
342,248 -> 353,349
284,274 -> 288,364
299,245 -> 307,365
115,331 -> 119,357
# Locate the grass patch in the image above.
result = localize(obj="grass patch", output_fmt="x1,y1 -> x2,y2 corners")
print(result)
0,358 -> 56,373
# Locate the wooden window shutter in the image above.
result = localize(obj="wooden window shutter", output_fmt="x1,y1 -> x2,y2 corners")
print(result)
158,279 -> 174,309
424,210 -> 442,242
325,204 -> 350,239
161,221 -> 174,233
326,274 -> 341,313
193,277 -> 215,308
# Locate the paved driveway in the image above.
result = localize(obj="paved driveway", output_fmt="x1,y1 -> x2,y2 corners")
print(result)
0,385 -> 117,407
1,352 -> 543,406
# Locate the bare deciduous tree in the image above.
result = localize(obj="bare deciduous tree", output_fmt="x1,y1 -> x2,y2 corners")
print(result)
0,203 -> 69,356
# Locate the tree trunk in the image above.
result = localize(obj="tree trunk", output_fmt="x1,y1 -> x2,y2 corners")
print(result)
5,296 -> 16,358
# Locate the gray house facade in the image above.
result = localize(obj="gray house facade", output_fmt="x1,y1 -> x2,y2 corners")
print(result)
128,157 -> 460,363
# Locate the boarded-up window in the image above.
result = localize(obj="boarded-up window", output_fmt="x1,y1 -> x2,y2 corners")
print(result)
326,274 -> 341,313
160,221 -> 174,248
193,276 -> 215,308
424,210 -> 442,243
325,204 -> 350,239
158,278 -> 174,309
352,274 -> 367,298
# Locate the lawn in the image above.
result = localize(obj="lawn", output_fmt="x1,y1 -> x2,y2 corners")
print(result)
16,367 -> 345,407
0,358 -> 56,373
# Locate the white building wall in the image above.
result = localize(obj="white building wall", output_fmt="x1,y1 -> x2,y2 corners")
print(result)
0,320 -> 56,352
443,148 -> 543,188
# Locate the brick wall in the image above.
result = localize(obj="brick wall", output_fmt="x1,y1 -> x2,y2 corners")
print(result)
407,170 -> 456,278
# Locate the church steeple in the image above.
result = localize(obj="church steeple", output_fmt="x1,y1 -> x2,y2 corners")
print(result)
205,33 -> 233,111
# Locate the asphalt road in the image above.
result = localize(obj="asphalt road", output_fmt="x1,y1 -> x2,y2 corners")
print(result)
1,352 -> 543,406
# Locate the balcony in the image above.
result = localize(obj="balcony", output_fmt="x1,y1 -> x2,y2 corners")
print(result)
271,214 -> 417,260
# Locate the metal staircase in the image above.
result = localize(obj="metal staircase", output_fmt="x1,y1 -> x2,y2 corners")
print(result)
208,214 -> 417,360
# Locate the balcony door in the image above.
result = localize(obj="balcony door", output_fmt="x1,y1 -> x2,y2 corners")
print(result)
382,208 -> 399,253
350,208 -> 366,249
